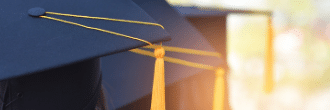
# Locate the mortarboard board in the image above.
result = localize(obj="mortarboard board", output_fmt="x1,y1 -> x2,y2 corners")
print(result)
101,0 -> 223,109
0,0 -> 170,109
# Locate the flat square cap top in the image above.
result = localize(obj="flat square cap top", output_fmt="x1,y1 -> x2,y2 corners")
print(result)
0,0 -> 170,80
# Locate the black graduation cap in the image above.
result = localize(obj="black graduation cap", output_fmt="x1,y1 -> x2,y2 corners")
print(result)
0,0 -> 170,109
101,0 -> 223,109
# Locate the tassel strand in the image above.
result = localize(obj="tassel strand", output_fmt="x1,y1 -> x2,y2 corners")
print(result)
150,47 -> 166,110
213,68 -> 225,110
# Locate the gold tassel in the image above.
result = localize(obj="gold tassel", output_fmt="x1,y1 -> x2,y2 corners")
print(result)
213,68 -> 225,110
264,17 -> 274,94
150,47 -> 166,110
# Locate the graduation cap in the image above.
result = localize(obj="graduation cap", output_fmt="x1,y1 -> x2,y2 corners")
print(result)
101,0 -> 223,109
0,0 -> 170,109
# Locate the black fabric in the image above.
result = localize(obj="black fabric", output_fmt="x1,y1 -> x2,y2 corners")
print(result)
0,0 -> 170,81
3,58 -> 101,110
0,81 -> 8,110
83,74 -> 102,110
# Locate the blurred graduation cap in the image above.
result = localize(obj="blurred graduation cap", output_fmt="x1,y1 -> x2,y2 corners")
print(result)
174,6 -> 272,61
173,5 -> 273,110
172,5 -> 273,110
0,0 -> 169,109
101,0 -> 223,109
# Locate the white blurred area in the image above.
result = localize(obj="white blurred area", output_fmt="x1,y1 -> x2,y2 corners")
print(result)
167,0 -> 330,109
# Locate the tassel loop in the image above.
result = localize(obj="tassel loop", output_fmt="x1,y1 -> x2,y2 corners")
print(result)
154,47 -> 165,58
215,68 -> 225,77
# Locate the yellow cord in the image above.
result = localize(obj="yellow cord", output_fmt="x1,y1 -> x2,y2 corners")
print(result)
45,12 -> 164,29
129,48 -> 217,70
264,17 -> 274,94
144,45 -> 221,58
150,47 -> 166,110
40,16 -> 152,45
213,68 -> 225,110
39,11 -> 167,45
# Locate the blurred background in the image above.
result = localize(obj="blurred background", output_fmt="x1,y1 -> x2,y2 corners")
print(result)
166,0 -> 330,110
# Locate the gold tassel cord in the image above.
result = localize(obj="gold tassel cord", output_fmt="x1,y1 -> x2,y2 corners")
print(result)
264,17 -> 274,94
129,48 -> 216,70
150,47 -> 166,110
213,68 -> 225,110
45,12 -> 164,29
39,11 -> 167,45
40,16 -> 153,45
143,45 -> 221,58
